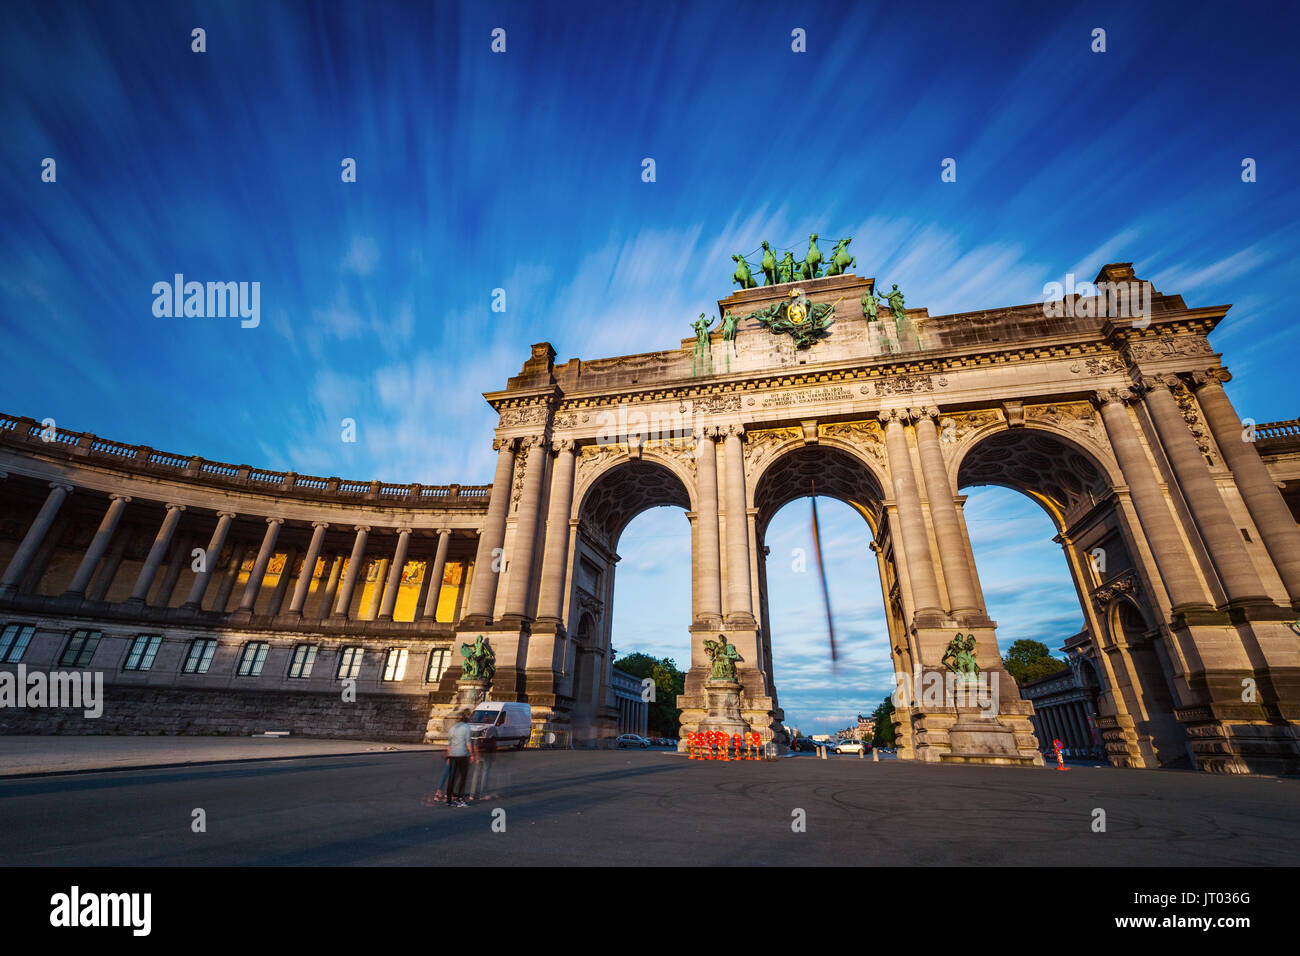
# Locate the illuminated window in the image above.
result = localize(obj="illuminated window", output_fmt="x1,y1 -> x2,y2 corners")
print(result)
123,634 -> 162,671
288,644 -> 318,679
183,639 -> 218,674
336,646 -> 363,680
59,630 -> 101,667
237,641 -> 270,677
0,624 -> 35,663
426,648 -> 450,682
383,648 -> 408,681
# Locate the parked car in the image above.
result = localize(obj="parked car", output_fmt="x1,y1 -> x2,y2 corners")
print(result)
466,702 -> 532,751
833,740 -> 866,754
616,733 -> 651,749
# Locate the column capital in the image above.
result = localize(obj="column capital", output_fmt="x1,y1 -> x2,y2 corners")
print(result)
551,437 -> 577,454
265,515 -> 285,526
492,436 -> 519,452
516,434 -> 547,449
920,405 -> 942,421
1092,386 -> 1136,408
1190,367 -> 1231,388
49,481 -> 75,494
880,407 -> 910,425
725,423 -> 746,440
693,425 -> 724,441
164,502 -> 186,513
1134,372 -> 1179,394
311,520 -> 330,529
216,510 -> 238,519
109,493 -> 133,503
353,525 -> 371,534
395,526 -> 413,536
435,527 -> 452,537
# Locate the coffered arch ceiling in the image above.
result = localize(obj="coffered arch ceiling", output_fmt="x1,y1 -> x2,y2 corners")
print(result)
577,459 -> 691,551
956,427 -> 1111,529
754,445 -> 885,540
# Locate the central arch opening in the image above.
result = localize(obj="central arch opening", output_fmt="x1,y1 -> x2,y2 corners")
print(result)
753,444 -> 894,744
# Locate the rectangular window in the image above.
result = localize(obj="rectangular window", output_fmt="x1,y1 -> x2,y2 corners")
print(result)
288,644 -> 318,679
426,648 -> 450,683
383,648 -> 408,682
123,634 -> 163,671
182,638 -> 218,674
0,624 -> 35,663
58,629 -> 101,667
237,641 -> 270,677
336,646 -> 363,680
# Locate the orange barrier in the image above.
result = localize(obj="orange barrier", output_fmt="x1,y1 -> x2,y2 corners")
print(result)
685,731 -> 768,763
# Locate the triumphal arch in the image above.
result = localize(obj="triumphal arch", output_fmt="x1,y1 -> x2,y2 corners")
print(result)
431,259 -> 1300,773
1,250 -> 1297,773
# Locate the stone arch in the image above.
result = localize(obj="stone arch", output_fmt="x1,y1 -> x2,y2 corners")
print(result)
574,453 -> 694,551
752,441 -> 888,540
954,424 -> 1117,531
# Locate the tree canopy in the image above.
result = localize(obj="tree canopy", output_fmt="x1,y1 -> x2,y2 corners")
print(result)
1002,639 -> 1070,685
613,653 -> 685,736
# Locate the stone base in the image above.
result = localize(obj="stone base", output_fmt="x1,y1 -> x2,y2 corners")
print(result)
909,705 -> 1045,767
696,680 -> 749,738
1177,706 -> 1300,774
423,678 -> 488,745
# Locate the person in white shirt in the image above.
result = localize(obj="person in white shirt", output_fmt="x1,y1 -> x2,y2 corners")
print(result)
445,710 -> 475,807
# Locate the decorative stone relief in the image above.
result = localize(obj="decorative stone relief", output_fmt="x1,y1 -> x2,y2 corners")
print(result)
744,427 -> 801,472
877,374 -> 933,396
510,445 -> 530,510
693,394 -> 741,414
1171,381 -> 1214,459
499,405 -> 549,428
1093,574 -> 1138,606
553,410 -> 578,428
1024,401 -> 1103,446
1125,335 -> 1214,363
818,420 -> 885,463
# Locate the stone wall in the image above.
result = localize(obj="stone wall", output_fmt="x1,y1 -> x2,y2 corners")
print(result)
0,686 -> 434,742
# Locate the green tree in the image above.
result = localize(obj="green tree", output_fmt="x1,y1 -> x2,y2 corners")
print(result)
1002,639 -> 1070,685
614,653 -> 685,736
870,694 -> 896,748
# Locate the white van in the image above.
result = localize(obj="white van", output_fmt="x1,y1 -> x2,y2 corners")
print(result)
467,701 -> 532,751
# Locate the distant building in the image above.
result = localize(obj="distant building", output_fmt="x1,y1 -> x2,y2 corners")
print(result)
609,666 -> 649,738
1018,631 -> 1104,760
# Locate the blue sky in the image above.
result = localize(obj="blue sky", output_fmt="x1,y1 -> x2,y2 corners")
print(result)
2,0 -> 1297,732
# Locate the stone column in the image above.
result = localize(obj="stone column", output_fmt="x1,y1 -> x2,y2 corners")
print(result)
882,409 -> 943,621
915,407 -> 981,616
88,534 -> 128,602
0,482 -> 73,598
537,440 -> 578,623
289,521 -> 328,615
504,437 -> 549,623
213,544 -> 250,613
64,494 -> 130,597
126,503 -> 185,605
722,426 -> 754,624
1095,390 -> 1212,612
453,563 -> 470,622
378,528 -> 412,620
695,428 -> 723,624
266,546 -> 300,616
154,534 -> 193,608
1140,376 -> 1270,606
1194,370 -> 1300,603
182,511 -> 235,609
318,553 -> 344,619
464,437 -> 518,623
237,517 -> 284,613
420,529 -> 452,622
333,526 -> 370,618
365,558 -> 389,619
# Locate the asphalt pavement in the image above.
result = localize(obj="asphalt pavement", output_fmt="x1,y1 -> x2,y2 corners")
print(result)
1,748 -> 1295,866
